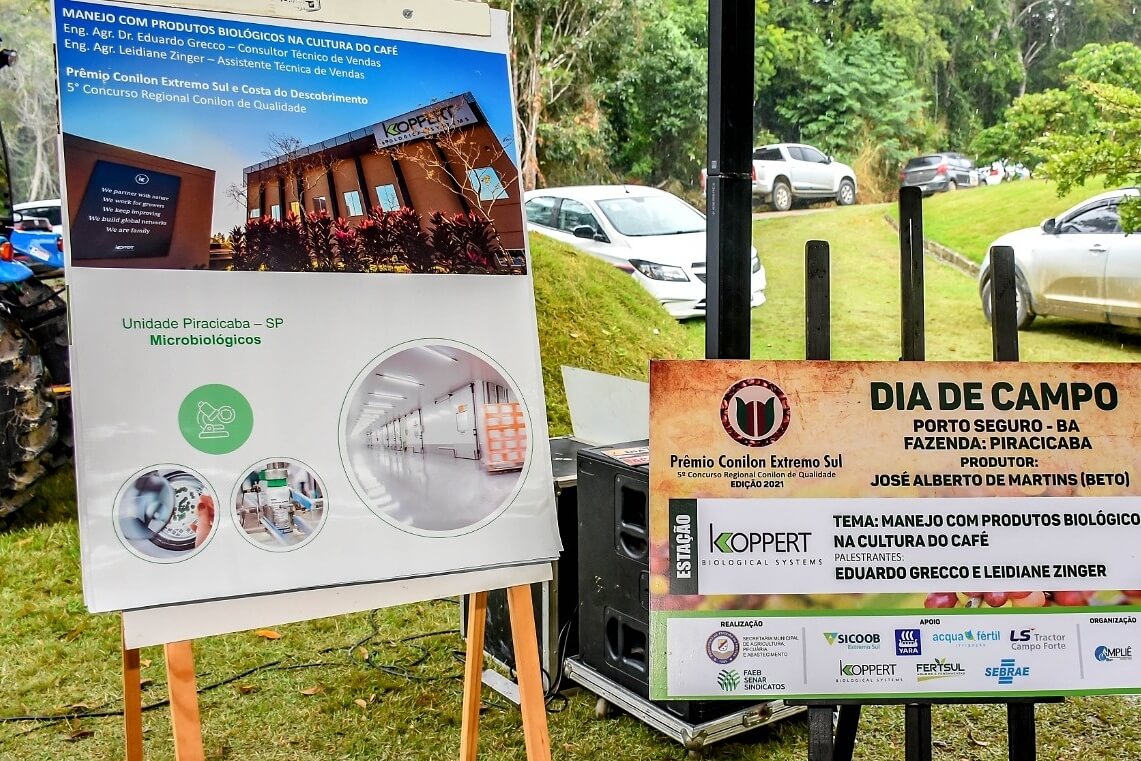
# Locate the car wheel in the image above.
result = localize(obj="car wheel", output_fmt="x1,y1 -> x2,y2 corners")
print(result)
981,277 -> 1035,330
836,179 -> 856,206
771,180 -> 793,212
947,180 -> 957,192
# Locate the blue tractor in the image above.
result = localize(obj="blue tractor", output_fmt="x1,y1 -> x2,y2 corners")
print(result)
0,41 -> 72,518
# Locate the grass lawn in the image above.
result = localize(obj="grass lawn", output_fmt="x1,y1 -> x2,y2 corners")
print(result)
897,178 -> 1115,264
682,203 -> 1141,362
2,219 -> 1140,759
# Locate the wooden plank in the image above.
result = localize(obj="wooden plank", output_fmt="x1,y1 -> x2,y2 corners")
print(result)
507,585 -> 552,761
460,591 -> 488,761
163,641 -> 204,761
805,240 -> 830,362
989,245 -> 1020,362
121,616 -> 144,761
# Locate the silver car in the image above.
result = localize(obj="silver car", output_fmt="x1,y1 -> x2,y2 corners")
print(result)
978,188 -> 1140,329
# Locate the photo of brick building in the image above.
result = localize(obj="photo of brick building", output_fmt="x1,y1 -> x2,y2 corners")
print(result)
243,92 -> 524,253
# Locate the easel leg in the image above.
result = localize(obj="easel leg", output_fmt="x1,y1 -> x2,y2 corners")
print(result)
904,704 -> 932,761
121,619 -> 144,761
833,705 -> 860,761
460,592 -> 488,761
163,641 -> 204,761
1008,703 -> 1036,761
806,705 -> 835,761
507,584 -> 552,761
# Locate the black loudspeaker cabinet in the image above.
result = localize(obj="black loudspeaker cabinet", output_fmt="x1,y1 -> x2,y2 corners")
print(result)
466,437 -> 586,687
577,441 -> 755,724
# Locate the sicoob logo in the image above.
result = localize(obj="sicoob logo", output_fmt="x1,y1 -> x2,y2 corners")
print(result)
721,378 -> 791,447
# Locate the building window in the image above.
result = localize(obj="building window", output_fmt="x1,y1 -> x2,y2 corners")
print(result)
343,190 -> 365,217
314,196 -> 328,214
290,201 -> 301,217
467,167 -> 508,202
271,204 -> 281,220
376,184 -> 401,212
249,208 -> 261,219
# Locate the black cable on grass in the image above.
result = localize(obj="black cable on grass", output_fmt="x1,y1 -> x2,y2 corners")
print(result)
0,618 -> 463,729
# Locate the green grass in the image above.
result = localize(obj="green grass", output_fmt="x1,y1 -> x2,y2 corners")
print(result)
903,178 -> 1115,263
530,234 -> 701,435
2,221 -> 1140,758
682,203 -> 1141,362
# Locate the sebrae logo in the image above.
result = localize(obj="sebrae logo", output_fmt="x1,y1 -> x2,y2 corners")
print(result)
985,658 -> 1030,685
721,378 -> 791,447
706,630 -> 740,665
717,669 -> 741,691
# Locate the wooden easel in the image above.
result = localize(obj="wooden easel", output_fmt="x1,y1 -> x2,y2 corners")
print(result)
119,585 -> 552,761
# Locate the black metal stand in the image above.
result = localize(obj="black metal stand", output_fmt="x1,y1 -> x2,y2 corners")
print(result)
705,0 -> 754,361
787,191 -> 1061,761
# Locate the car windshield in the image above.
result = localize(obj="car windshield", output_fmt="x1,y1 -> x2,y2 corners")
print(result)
595,194 -> 705,236
905,156 -> 943,170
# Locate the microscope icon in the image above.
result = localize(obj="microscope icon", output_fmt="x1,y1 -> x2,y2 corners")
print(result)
197,401 -> 237,439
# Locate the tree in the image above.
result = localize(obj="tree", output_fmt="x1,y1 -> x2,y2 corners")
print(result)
497,0 -> 630,189
0,0 -> 58,202
604,0 -> 707,185
1037,80 -> 1141,230
971,42 -> 1141,166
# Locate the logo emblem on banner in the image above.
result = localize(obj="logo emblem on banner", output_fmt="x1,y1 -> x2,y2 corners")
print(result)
717,669 -> 741,691
895,628 -> 922,656
706,630 -> 740,664
720,378 -> 791,447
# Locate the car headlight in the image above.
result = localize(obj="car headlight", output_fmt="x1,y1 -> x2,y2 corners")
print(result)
630,260 -> 689,282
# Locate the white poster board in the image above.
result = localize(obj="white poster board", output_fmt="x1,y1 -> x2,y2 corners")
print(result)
55,0 -> 560,628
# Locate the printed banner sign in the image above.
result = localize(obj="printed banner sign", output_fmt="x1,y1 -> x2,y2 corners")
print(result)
649,360 -> 1141,700
55,0 -> 559,616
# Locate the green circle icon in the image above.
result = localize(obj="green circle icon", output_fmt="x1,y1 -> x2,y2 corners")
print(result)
178,384 -> 254,455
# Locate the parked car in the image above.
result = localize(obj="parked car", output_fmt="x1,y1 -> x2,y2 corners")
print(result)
749,143 -> 857,211
523,185 -> 765,320
13,198 -> 62,234
900,153 -> 979,194
978,187 -> 1140,330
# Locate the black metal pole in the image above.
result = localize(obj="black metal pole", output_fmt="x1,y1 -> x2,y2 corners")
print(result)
706,0 -> 754,360
899,186 -> 925,362
1008,702 -> 1037,761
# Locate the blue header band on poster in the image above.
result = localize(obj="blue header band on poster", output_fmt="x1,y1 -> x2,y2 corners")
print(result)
108,0 -> 493,36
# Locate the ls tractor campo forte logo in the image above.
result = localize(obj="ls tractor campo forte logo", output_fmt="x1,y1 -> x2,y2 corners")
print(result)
721,378 -> 792,447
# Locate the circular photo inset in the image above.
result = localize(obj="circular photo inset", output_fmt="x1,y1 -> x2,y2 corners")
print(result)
341,342 -> 529,534
233,459 -> 328,551
115,466 -> 218,562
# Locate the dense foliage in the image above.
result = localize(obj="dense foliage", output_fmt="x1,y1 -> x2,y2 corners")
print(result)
503,0 -> 1140,194
0,0 -> 1137,203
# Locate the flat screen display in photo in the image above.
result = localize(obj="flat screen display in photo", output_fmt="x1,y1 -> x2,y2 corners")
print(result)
72,160 -> 181,260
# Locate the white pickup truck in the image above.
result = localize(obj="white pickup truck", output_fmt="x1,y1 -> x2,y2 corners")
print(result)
749,143 -> 857,211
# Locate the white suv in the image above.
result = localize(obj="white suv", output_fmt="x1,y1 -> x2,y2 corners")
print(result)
750,144 -> 857,211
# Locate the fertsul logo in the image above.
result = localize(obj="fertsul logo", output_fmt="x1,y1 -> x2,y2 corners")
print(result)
720,378 -> 791,447
985,658 -> 1030,685
916,658 -> 966,682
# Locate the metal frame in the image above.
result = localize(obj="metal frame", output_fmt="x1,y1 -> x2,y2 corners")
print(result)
565,657 -> 804,754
